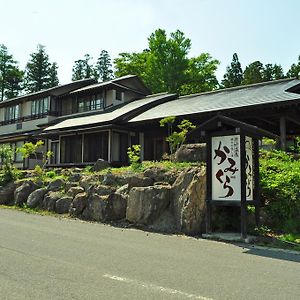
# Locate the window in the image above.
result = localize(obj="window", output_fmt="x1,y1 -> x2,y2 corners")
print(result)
50,141 -> 59,164
5,104 -> 21,121
60,135 -> 82,163
116,90 -> 123,101
31,97 -> 49,116
83,132 -> 108,162
77,92 -> 104,113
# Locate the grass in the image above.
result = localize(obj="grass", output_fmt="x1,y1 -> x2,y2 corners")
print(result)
0,204 -> 68,218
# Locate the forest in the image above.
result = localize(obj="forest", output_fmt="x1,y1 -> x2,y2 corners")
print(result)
1,28 -> 300,101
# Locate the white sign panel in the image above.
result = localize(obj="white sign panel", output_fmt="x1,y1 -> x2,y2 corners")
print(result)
212,135 -> 241,201
245,136 -> 254,201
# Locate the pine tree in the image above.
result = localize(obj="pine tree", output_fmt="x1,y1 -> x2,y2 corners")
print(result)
24,44 -> 59,93
0,44 -> 23,101
263,64 -> 285,81
221,53 -> 243,88
242,61 -> 264,85
94,50 -> 113,82
72,54 -> 93,81
287,55 -> 300,78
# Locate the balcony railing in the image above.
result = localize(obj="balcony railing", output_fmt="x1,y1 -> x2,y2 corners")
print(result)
0,111 -> 60,126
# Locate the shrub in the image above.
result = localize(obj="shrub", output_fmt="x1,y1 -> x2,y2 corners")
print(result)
260,149 -> 300,233
0,144 -> 19,185
160,116 -> 196,156
127,144 -> 141,170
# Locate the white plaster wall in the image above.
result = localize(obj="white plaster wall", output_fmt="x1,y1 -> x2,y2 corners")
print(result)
106,90 -> 114,107
0,117 -> 49,135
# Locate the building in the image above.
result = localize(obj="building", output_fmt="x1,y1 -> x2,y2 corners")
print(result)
1,75 -> 300,168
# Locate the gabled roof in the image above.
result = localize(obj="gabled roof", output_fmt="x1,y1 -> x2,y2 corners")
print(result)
44,93 -> 176,132
0,79 -> 96,107
128,78 -> 300,123
189,114 -> 279,139
69,75 -> 151,96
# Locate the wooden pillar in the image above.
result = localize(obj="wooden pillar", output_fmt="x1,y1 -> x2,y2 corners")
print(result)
240,134 -> 247,239
280,116 -> 286,151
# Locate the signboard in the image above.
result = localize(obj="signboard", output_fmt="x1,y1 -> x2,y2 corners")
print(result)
245,136 -> 254,201
211,135 -> 241,201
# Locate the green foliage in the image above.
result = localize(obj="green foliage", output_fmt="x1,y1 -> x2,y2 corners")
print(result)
72,54 -> 94,81
114,28 -> 219,95
0,44 -> 23,101
17,140 -> 44,160
160,117 -> 195,155
94,50 -> 113,81
24,44 -> 59,92
45,170 -> 56,179
242,61 -> 264,84
127,144 -> 141,170
288,136 -> 300,153
286,55 -> 300,78
221,53 -> 243,88
179,53 -> 219,95
260,149 -> 300,233
0,144 -> 18,185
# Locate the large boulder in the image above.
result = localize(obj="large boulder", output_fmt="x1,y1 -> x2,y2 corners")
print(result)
55,196 -> 73,214
47,178 -> 65,192
79,176 -> 97,191
27,188 -> 48,208
102,173 -> 125,186
69,192 -> 88,217
126,185 -> 171,225
171,167 -> 206,235
14,181 -> 38,206
66,186 -> 85,198
106,192 -> 127,220
174,143 -> 206,163
42,191 -> 63,211
93,159 -> 110,172
68,173 -> 82,182
124,175 -> 153,190
88,184 -> 116,196
143,168 -> 176,185
0,182 -> 17,205
82,194 -> 108,221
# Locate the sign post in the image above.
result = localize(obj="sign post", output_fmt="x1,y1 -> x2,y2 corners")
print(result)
192,115 -> 278,239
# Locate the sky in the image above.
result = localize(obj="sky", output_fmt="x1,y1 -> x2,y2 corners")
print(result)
1,0 -> 300,84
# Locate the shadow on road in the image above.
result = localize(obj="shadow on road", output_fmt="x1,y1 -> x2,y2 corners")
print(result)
237,244 -> 300,263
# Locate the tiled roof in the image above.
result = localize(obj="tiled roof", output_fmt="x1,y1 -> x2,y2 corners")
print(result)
44,93 -> 176,131
128,79 -> 300,123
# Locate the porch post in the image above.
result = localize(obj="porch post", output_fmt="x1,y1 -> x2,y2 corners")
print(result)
280,116 -> 286,151
108,129 -> 112,163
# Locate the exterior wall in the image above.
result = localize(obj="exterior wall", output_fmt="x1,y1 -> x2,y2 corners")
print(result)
0,117 -> 49,136
23,100 -> 31,116
106,90 -> 114,107
61,97 -> 73,115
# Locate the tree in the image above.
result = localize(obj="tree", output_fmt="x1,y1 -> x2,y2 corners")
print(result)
242,61 -> 264,84
114,28 -> 219,95
287,55 -> 300,78
179,53 -> 219,95
72,54 -> 94,81
146,29 -> 191,93
0,44 -> 23,101
94,50 -> 113,81
24,44 -> 59,93
263,63 -> 285,81
114,51 -> 149,80
221,53 -> 243,88
48,62 -> 59,87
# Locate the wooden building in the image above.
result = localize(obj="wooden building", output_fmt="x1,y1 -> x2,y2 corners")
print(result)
1,75 -> 300,168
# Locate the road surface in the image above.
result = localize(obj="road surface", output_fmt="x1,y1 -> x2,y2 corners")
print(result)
0,208 -> 299,299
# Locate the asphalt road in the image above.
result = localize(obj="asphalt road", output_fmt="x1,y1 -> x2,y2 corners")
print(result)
0,209 -> 299,300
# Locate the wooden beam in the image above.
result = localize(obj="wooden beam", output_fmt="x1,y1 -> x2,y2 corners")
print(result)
280,116 -> 286,150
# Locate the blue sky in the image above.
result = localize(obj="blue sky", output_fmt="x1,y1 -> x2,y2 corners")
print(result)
1,0 -> 299,84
